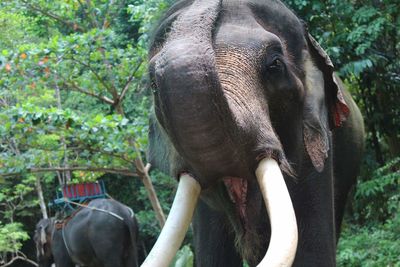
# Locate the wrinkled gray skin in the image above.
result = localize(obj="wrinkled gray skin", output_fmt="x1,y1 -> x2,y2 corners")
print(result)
34,199 -> 139,267
148,0 -> 364,266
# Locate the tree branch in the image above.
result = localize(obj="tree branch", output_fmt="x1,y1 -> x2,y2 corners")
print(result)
0,252 -> 38,267
101,0 -> 115,29
20,0 -> 84,32
85,0 -> 100,28
132,143 -> 166,228
96,47 -> 119,104
1,167 -> 138,178
118,58 -> 143,104
61,79 -> 115,105
70,58 -> 114,94
18,143 -> 135,166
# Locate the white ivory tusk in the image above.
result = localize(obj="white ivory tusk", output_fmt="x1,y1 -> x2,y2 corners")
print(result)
255,158 -> 298,267
141,174 -> 201,267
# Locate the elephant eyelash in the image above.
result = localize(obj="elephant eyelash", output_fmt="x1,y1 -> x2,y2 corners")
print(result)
267,58 -> 284,71
150,79 -> 158,93
265,56 -> 286,73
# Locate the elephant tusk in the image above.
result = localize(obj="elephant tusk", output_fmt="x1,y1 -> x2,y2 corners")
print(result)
141,173 -> 201,267
255,158 -> 298,267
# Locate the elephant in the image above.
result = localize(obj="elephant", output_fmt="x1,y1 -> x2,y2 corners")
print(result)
34,199 -> 139,267
143,0 -> 364,266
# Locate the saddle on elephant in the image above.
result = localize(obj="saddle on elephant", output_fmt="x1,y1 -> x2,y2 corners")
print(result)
50,180 -> 108,214
54,204 -> 85,230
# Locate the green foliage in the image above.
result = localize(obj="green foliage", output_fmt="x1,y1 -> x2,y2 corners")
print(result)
0,0 -> 162,181
0,174 -> 37,262
0,105 -> 147,176
170,245 -> 194,267
0,222 -> 29,253
128,0 -> 170,37
0,8 -> 41,49
337,158 -> 400,265
0,0 -> 170,264
353,157 -> 400,224
0,174 -> 38,220
338,214 -> 400,266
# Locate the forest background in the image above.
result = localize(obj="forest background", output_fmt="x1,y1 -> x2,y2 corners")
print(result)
0,0 -> 398,266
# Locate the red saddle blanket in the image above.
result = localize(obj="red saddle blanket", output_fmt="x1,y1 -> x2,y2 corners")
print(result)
62,182 -> 103,199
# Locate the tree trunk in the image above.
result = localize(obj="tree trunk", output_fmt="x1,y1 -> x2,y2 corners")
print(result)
35,176 -> 48,219
134,150 -> 166,228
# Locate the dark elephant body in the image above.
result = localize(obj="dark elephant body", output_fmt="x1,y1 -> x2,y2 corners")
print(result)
34,199 -> 139,267
148,0 -> 364,266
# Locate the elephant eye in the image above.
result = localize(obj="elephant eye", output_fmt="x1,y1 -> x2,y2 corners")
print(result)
266,57 -> 284,72
150,78 -> 158,93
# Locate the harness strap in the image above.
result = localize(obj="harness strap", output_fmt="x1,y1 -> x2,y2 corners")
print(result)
63,198 -> 124,221
61,225 -> 73,259
106,193 -> 135,218
127,206 -> 135,218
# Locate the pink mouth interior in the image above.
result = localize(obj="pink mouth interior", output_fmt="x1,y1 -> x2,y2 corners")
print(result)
223,177 -> 248,228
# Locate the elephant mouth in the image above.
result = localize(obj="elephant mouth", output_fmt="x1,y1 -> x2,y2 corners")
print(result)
223,177 -> 249,228
142,158 -> 298,267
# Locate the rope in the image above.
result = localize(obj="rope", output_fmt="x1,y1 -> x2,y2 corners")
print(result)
127,206 -> 135,218
106,193 -> 135,218
61,224 -> 74,261
61,222 -> 85,266
62,198 -> 124,221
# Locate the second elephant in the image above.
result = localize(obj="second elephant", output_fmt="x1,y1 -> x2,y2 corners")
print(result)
34,199 -> 139,267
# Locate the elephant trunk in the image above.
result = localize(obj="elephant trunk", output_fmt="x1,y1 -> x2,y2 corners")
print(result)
151,0 -> 242,186
153,41 -> 239,183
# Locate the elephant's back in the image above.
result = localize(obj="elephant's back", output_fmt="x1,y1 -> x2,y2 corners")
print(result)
72,198 -> 133,230
66,198 -> 134,230
87,198 -> 132,217
64,199 -> 133,263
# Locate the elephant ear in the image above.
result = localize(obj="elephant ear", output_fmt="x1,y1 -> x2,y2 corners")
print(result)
40,226 -> 47,245
303,31 -> 350,172
38,226 -> 47,256
35,219 -> 50,256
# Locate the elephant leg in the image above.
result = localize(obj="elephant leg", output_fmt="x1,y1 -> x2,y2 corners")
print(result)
122,243 -> 139,267
333,103 -> 364,238
102,260 -> 122,267
333,156 -> 357,240
92,253 -> 122,267
52,230 -> 75,267
192,198 -> 243,267
87,218 -> 126,267
53,258 -> 75,267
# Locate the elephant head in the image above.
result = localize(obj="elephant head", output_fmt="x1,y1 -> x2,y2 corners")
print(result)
34,218 -> 54,267
144,0 -> 350,266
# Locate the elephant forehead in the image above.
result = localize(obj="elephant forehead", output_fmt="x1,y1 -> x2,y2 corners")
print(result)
216,0 -> 270,45
214,0 -> 306,65
214,22 -> 283,53
212,0 -> 300,59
